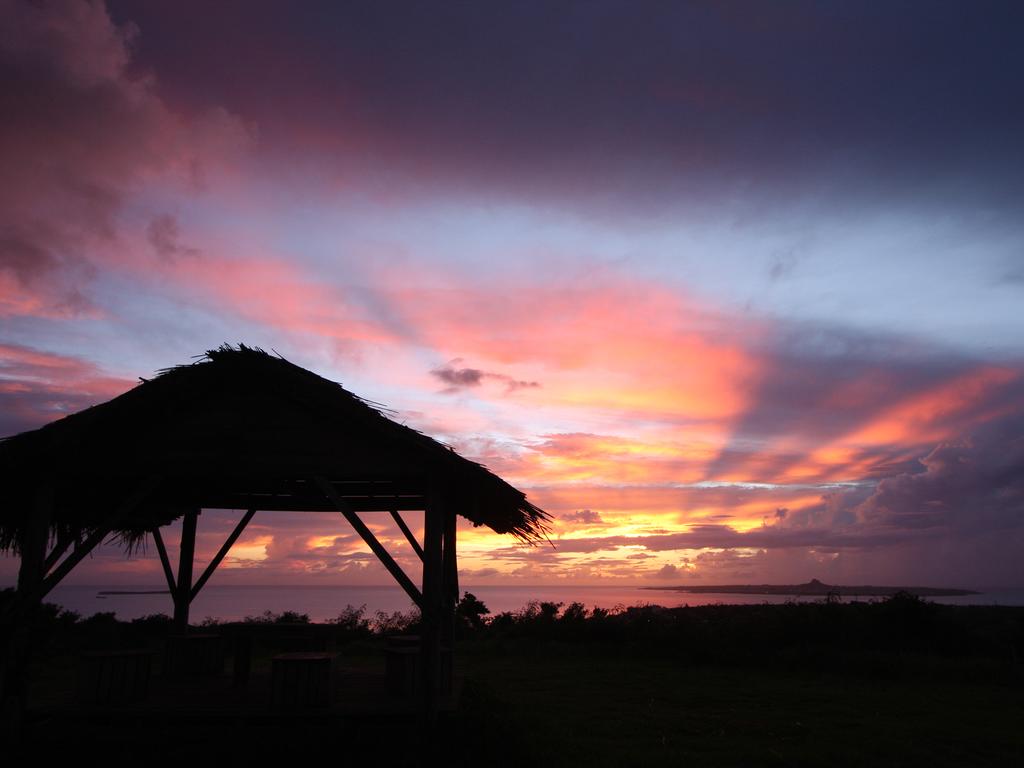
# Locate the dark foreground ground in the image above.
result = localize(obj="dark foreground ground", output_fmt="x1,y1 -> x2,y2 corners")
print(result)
7,593 -> 1024,766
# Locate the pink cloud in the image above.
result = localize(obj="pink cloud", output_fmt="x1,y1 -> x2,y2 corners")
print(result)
0,0 -> 253,318
0,342 -> 133,436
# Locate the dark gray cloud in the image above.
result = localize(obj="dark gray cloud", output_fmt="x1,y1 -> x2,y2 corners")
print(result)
108,1 -> 1024,216
431,361 -> 540,394
146,214 -> 199,262
855,413 -> 1024,536
431,365 -> 484,389
561,509 -> 605,525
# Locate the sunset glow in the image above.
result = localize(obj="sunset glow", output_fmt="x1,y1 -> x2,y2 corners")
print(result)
3,0 -> 1023,591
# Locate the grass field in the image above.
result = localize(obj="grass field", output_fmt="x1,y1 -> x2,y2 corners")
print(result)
455,652 -> 1023,767
7,595 -> 1024,765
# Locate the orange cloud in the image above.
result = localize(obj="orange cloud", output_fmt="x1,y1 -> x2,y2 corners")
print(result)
805,365 -> 1021,479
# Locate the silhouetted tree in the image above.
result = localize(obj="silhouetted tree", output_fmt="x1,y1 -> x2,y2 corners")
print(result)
456,592 -> 491,629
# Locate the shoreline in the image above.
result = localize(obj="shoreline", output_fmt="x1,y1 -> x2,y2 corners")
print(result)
642,579 -> 978,598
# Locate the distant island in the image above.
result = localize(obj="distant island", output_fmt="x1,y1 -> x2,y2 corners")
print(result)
642,578 -> 978,597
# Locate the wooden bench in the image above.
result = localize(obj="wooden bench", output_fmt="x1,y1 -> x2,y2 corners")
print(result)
77,649 -> 154,704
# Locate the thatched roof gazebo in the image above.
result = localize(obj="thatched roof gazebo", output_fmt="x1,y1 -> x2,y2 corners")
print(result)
0,344 -> 549,722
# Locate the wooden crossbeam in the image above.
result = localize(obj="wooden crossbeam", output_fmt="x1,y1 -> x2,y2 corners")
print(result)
191,509 -> 256,601
390,509 -> 424,561
38,525 -> 113,602
37,477 -> 161,603
314,476 -> 423,609
182,494 -> 428,513
150,527 -> 177,594
2,478 -> 159,622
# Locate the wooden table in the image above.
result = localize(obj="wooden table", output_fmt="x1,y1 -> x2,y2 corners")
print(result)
270,652 -> 336,709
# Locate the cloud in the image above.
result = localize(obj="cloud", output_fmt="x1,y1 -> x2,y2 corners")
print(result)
458,567 -> 501,580
691,549 -> 761,580
650,564 -> 682,580
0,342 -> 132,436
534,525 -> 907,556
100,3 -> 1024,221
703,324 -> 1024,485
431,364 -> 484,389
146,214 -> 199,262
0,0 -> 251,317
508,406 -> 1024,583
852,413 -> 1024,536
767,243 -> 803,281
430,360 -> 540,395
560,509 -> 604,525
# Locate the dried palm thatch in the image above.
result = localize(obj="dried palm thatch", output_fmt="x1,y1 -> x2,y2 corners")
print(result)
0,345 -> 550,554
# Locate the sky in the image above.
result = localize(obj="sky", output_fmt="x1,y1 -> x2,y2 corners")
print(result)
2,0 -> 1023,590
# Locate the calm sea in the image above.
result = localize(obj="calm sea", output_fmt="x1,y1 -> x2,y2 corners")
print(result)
42,583 -> 1024,623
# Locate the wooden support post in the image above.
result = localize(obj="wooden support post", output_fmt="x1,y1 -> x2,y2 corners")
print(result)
390,509 -> 425,561
16,486 -> 52,597
315,477 -> 424,608
2,483 -> 52,739
442,509 -> 458,651
420,503 -> 444,729
174,509 -> 199,633
3,476 -> 156,742
191,509 -> 255,601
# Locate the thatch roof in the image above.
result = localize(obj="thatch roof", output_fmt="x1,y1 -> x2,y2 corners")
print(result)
0,345 -> 550,553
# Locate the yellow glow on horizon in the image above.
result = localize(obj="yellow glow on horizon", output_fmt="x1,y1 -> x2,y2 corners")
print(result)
225,535 -> 273,565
